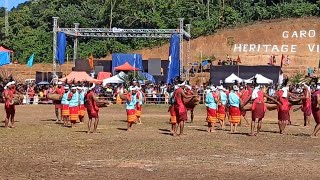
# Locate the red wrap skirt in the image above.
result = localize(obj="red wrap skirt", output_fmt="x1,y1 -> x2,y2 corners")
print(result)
69,106 -> 79,122
168,106 -> 177,124
79,104 -> 86,117
278,109 -> 290,121
302,105 -> 312,116
127,109 -> 136,123
174,105 -> 187,123
5,105 -> 15,118
229,106 -> 241,124
136,104 -> 142,118
87,108 -> 99,119
61,105 -> 69,116
206,107 -> 217,124
252,103 -> 265,120
312,107 -> 320,124
55,104 -> 62,109
217,105 -> 226,121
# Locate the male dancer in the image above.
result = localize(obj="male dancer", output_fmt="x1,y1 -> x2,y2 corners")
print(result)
86,84 -> 100,134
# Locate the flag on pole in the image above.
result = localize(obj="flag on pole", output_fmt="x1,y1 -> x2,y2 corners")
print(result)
280,54 -> 285,68
133,54 -> 136,69
237,55 -> 241,63
27,53 -> 34,67
88,54 -> 94,70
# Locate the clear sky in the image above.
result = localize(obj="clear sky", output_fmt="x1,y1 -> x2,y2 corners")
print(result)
0,0 -> 29,10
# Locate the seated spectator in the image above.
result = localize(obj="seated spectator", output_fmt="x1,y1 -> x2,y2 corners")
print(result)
308,67 -> 313,77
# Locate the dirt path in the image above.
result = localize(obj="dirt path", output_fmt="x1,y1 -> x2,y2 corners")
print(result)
0,104 -> 319,179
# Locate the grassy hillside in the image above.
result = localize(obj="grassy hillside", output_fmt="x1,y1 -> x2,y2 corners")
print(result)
0,0 -> 319,63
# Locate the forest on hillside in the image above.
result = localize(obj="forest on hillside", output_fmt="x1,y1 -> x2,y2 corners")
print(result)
0,0 -> 320,63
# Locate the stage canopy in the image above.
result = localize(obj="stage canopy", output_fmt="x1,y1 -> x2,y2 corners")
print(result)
103,72 -> 127,86
224,73 -> 243,83
112,53 -> 143,74
244,74 -> 273,84
0,46 -> 13,53
60,71 -> 100,83
97,72 -> 112,81
114,62 -> 139,71
0,46 -> 13,66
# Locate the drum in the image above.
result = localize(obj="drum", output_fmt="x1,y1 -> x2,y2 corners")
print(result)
184,96 -> 200,109
47,93 -> 62,101
266,103 -> 278,111
10,94 -> 23,105
289,98 -> 302,105
119,93 -> 127,101
242,103 -> 252,111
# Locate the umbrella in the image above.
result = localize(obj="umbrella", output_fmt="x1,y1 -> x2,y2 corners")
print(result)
37,81 -> 50,85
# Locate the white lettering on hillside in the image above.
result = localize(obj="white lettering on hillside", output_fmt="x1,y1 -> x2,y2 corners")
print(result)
233,29 -> 319,53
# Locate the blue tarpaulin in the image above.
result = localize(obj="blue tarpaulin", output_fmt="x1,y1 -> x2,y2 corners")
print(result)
112,53 -> 143,74
0,52 -> 10,66
166,34 -> 180,84
56,32 -> 67,65
142,72 -> 155,83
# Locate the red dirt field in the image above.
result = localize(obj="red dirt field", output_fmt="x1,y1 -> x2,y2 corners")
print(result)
0,104 -> 319,180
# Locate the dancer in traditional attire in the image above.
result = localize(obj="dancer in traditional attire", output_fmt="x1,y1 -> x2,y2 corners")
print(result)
168,85 -> 178,135
217,85 -> 227,130
228,85 -> 241,133
86,84 -> 100,134
68,86 -> 79,128
61,86 -> 70,127
4,82 -> 15,128
135,86 -> 144,124
249,86 -> 278,136
300,84 -> 312,127
174,82 -> 192,135
52,82 -> 64,123
276,86 -> 293,134
239,85 -> 250,126
205,86 -> 219,132
126,86 -> 137,131
185,85 -> 195,123
78,87 -> 86,124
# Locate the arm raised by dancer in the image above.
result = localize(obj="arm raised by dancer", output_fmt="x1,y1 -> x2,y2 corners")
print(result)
264,93 -> 282,106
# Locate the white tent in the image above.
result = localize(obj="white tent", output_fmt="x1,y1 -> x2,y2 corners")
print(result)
103,75 -> 124,86
244,74 -> 273,84
224,73 -> 243,83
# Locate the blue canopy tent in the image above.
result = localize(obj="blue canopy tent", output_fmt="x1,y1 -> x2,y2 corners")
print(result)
141,72 -> 156,83
112,53 -> 143,75
0,46 -> 12,66
166,34 -> 180,84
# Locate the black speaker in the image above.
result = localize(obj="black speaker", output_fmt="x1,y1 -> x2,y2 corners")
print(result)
95,66 -> 104,74
148,59 -> 161,75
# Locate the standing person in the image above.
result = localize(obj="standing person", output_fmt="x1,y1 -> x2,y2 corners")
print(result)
126,86 -> 137,131
168,85 -> 178,135
239,85 -> 250,126
61,86 -> 70,127
68,86 -> 79,128
78,87 -> 86,124
228,85 -> 241,133
135,86 -> 144,124
174,82 -> 192,136
185,85 -> 195,123
217,85 -> 227,130
4,82 -> 15,128
85,84 -> 100,134
276,86 -> 292,134
205,86 -> 219,132
300,84 -> 312,127
52,82 -> 64,123
250,86 -> 267,136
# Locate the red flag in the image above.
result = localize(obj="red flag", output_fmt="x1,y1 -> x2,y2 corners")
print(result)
280,54 -> 285,68
237,55 -> 241,63
88,54 -> 94,70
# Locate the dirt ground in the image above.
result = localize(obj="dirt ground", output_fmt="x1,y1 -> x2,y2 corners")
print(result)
0,104 -> 319,180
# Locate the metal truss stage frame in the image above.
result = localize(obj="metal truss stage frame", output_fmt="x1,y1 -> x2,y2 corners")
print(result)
52,17 -> 191,79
